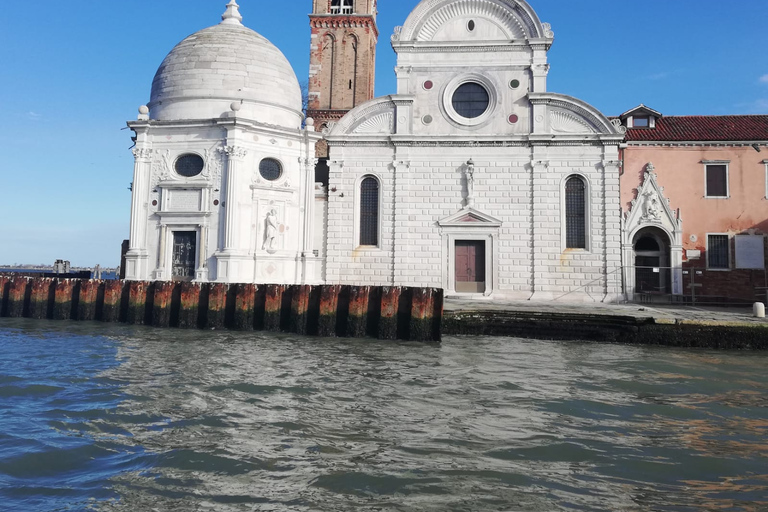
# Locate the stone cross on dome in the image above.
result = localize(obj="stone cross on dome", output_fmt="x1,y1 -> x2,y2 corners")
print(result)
221,0 -> 243,25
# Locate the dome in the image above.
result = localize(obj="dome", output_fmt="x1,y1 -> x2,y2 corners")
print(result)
148,1 -> 303,127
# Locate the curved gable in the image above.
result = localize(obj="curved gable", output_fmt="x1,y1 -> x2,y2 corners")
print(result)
529,93 -> 626,136
328,96 -> 407,136
396,0 -> 553,43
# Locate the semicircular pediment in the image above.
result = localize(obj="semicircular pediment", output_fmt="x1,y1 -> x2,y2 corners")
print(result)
529,93 -> 626,136
328,97 -> 403,136
397,0 -> 552,43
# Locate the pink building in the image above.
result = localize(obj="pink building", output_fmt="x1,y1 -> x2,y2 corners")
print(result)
619,106 -> 768,302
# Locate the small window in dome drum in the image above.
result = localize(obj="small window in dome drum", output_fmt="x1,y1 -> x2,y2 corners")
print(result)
175,154 -> 205,177
259,158 -> 282,181
452,83 -> 490,119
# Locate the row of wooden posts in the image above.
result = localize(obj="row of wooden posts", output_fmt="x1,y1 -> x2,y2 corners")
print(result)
0,276 -> 442,342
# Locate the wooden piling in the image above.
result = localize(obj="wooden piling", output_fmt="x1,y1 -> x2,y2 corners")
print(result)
77,280 -> 98,321
29,278 -> 53,320
379,286 -> 401,340
53,279 -> 75,320
264,284 -> 285,332
410,288 -> 438,342
126,281 -> 148,325
178,282 -> 201,329
289,285 -> 311,335
152,281 -> 174,328
233,283 -> 256,330
0,275 -> 11,317
8,277 -> 29,318
207,283 -> 227,330
347,286 -> 371,339
102,280 -> 123,323
318,285 -> 341,337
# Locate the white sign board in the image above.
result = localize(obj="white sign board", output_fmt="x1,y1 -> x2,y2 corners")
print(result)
735,235 -> 765,269
169,190 -> 201,212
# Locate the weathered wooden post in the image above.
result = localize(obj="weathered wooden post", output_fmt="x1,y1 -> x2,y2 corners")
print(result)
8,277 -> 29,318
53,279 -> 75,320
152,281 -> 175,328
0,275 -> 11,317
264,284 -> 285,332
178,282 -> 201,329
289,285 -> 311,335
102,280 -> 123,323
379,286 -> 402,340
234,283 -> 256,330
29,278 -> 53,320
410,287 -> 438,342
347,286 -> 371,339
77,280 -> 98,321
126,281 -> 148,325
207,283 -> 228,330
318,285 -> 341,337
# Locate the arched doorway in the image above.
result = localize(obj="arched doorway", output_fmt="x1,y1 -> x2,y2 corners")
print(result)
633,227 -> 671,294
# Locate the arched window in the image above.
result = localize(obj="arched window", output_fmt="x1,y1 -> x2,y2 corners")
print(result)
359,176 -> 379,246
331,0 -> 353,14
565,176 -> 587,249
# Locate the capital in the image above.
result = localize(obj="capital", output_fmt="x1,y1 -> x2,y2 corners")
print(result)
219,145 -> 248,160
132,147 -> 153,160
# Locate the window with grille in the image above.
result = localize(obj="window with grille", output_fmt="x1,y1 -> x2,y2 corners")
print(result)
359,176 -> 379,246
452,82 -> 490,119
175,154 -> 204,177
708,234 -> 730,269
259,158 -> 282,181
330,0 -> 353,14
705,164 -> 728,197
565,176 -> 586,249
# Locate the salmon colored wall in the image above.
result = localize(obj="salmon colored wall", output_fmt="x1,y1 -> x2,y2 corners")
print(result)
622,146 -> 768,256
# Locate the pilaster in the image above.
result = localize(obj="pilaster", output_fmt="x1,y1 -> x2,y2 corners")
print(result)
125,146 -> 153,280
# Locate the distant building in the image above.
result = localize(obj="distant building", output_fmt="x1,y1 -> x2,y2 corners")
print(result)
619,105 -> 768,301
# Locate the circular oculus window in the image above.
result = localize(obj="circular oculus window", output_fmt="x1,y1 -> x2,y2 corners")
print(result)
259,158 -> 282,181
174,154 -> 204,177
510,79 -> 521,89
451,82 -> 490,119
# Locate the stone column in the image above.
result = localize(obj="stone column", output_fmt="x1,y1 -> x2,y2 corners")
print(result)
215,145 -> 248,282
300,155 -> 319,284
125,147 -> 152,280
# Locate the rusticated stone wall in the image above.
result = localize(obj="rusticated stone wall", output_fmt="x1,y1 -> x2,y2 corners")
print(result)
0,276 -> 442,342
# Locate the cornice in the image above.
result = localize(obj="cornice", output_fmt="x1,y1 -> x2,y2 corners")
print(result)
626,140 -> 768,147
309,15 -> 379,37
392,41 -> 540,53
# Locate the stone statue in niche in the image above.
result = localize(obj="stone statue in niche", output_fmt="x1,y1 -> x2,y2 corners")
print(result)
465,159 -> 475,208
263,208 -> 279,252
641,189 -> 661,222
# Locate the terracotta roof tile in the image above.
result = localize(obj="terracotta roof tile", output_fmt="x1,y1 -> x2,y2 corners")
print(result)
625,115 -> 768,142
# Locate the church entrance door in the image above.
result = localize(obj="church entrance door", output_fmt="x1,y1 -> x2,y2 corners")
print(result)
455,240 -> 486,293
172,231 -> 196,281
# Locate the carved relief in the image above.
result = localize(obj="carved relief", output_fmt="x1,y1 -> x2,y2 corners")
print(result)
132,147 -> 153,160
262,208 -> 279,252
626,163 -> 679,229
549,110 -> 595,134
150,150 -> 173,188
353,112 -> 394,134
219,145 -> 248,160
202,144 -> 224,183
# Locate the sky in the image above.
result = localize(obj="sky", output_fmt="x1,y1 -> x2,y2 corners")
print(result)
1,0 -> 767,267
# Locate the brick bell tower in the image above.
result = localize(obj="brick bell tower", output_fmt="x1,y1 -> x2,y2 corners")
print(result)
308,0 -> 378,158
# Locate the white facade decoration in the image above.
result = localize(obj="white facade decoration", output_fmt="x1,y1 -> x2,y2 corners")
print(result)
124,2 -> 323,284
325,0 -> 626,301
622,163 -> 684,300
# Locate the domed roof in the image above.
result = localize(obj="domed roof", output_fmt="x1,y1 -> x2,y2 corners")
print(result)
148,1 -> 302,126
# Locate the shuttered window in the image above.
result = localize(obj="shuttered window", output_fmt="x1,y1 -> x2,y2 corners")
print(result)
708,234 -> 730,269
565,176 -> 586,249
705,164 -> 728,197
360,177 -> 379,246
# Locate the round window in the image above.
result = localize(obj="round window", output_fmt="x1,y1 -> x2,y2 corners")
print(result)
451,82 -> 490,119
259,158 -> 282,181
175,154 -> 204,177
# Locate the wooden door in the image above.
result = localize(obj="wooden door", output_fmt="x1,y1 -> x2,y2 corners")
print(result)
455,240 -> 486,293
172,231 -> 196,281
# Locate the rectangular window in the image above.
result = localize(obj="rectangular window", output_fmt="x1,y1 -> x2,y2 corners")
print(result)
707,234 -> 730,269
705,163 -> 729,198
633,116 -> 649,128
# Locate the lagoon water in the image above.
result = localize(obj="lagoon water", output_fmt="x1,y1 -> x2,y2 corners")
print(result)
1,319 -> 767,511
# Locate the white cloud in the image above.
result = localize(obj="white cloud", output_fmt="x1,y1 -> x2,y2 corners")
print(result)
647,72 -> 670,81
27,111 -> 42,120
760,74 -> 768,84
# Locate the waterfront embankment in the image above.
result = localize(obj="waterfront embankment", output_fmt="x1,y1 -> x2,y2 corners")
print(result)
444,299 -> 768,349
0,276 -> 442,342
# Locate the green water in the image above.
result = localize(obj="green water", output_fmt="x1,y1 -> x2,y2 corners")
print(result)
1,318 -> 767,511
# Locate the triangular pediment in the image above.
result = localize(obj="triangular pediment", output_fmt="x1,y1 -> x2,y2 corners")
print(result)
438,207 -> 502,228
624,162 -> 682,242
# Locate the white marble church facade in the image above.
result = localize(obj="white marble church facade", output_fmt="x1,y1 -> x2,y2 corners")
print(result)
125,0 -> 626,302
325,0 -> 626,301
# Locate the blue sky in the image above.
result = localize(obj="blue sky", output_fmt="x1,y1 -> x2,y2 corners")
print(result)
1,0 -> 767,266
